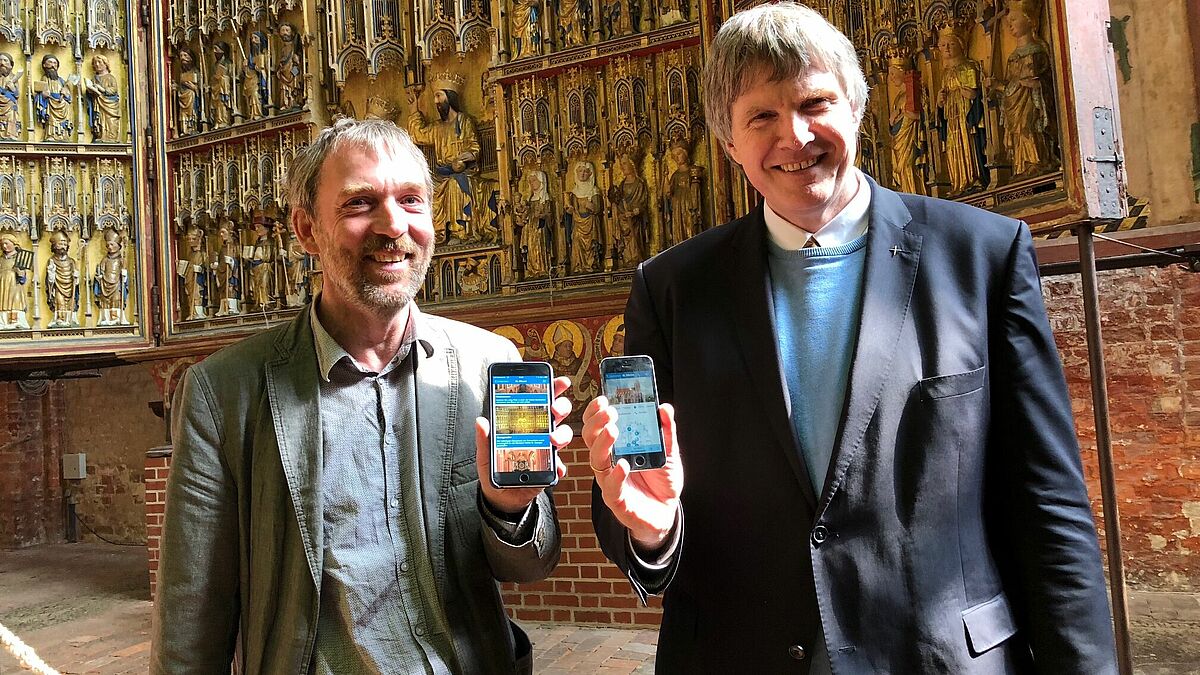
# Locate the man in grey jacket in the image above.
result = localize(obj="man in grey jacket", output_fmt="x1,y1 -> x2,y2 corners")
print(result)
153,118 -> 573,674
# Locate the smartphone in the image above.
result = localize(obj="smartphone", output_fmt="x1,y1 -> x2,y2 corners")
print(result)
599,355 -> 667,471
488,361 -> 558,488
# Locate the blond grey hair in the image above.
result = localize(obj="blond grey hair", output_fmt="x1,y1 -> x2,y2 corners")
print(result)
285,117 -> 432,216
702,2 -> 870,146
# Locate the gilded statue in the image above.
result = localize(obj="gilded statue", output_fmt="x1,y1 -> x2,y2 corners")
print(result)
247,220 -> 277,311
887,54 -> 926,195
558,0 -> 587,48
0,233 -> 29,330
280,225 -> 309,307
514,169 -> 552,280
211,222 -> 240,316
936,23 -> 987,195
210,42 -> 234,128
565,160 -> 603,274
608,154 -> 648,269
243,32 -> 270,121
407,75 -> 481,245
179,225 -> 208,320
662,142 -> 704,248
174,47 -> 201,135
33,55 -> 74,141
275,23 -> 305,111
993,0 -> 1058,179
0,53 -> 21,140
605,0 -> 636,38
93,228 -> 128,326
659,0 -> 685,27
512,0 -> 542,59
85,55 -> 122,142
46,230 -> 79,328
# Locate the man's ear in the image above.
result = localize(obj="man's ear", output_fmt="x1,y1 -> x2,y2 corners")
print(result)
291,208 -> 320,256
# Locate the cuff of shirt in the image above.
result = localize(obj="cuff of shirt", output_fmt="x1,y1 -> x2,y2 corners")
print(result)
626,504 -> 681,572
479,492 -> 538,546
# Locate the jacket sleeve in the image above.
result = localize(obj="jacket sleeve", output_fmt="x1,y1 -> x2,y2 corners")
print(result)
480,338 -> 562,583
592,263 -> 681,602
987,223 -> 1118,673
151,367 -> 240,674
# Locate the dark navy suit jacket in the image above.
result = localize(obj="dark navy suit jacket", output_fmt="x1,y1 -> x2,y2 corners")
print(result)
593,177 -> 1118,673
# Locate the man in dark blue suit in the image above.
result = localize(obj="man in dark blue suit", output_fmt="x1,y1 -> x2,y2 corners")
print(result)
582,3 -> 1118,672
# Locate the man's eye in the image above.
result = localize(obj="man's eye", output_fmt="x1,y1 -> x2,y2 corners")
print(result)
401,195 -> 425,206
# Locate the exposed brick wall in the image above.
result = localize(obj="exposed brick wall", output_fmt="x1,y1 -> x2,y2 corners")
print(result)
140,264 -> 1199,624
62,365 -> 165,545
1046,265 -> 1200,590
0,380 -> 68,549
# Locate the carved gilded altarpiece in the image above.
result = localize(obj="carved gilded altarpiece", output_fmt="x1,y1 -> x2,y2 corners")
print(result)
0,0 -> 144,358
4,0 -> 1126,369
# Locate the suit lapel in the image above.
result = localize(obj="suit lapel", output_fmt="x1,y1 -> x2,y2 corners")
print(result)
723,208 -> 820,511
819,179 -> 922,511
414,324 -> 455,600
265,311 -> 324,588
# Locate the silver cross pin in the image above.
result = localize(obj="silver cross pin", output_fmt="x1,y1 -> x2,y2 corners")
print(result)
889,245 -> 905,257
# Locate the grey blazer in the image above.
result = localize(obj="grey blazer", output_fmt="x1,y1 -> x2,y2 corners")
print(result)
152,308 -> 559,674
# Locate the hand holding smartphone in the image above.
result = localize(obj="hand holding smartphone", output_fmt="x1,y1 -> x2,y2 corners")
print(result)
487,361 -> 559,488
599,355 -> 667,471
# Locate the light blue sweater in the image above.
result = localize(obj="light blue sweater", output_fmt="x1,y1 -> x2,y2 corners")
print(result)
767,233 -> 868,498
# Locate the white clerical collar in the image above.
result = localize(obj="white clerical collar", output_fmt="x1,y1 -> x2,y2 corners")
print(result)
763,169 -> 871,251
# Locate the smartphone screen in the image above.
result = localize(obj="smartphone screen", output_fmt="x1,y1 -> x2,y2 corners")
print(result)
600,355 -> 666,471
488,362 -> 557,488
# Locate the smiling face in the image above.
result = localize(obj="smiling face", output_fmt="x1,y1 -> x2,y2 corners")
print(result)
724,66 -> 860,232
293,142 -> 434,318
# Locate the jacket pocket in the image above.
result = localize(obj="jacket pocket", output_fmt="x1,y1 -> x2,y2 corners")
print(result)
962,592 -> 1018,655
920,365 -> 985,400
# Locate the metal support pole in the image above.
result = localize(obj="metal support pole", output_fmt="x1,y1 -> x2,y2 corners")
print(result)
1075,222 -> 1133,675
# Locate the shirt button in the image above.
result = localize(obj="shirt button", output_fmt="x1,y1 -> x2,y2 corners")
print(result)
811,525 -> 829,546
788,644 -> 807,660
400,562 -> 410,573
415,626 -> 425,636
390,498 -> 399,508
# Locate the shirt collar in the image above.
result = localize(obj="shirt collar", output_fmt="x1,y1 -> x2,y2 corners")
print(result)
763,169 -> 871,251
310,296 -> 433,381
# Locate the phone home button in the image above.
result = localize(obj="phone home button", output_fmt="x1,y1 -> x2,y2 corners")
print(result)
519,473 -> 530,483
634,455 -> 646,467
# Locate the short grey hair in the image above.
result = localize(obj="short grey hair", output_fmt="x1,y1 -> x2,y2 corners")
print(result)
285,117 -> 433,216
702,2 -> 870,146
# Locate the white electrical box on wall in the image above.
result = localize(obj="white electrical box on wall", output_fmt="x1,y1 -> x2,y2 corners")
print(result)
63,453 -> 87,480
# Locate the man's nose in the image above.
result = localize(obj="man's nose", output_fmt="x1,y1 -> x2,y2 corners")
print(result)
781,112 -> 815,148
374,199 -> 410,238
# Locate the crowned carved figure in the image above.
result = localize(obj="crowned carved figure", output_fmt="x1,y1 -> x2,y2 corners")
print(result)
935,21 -> 988,195
662,140 -> 704,249
994,0 -> 1058,179
407,73 -> 482,245
887,51 -> 926,195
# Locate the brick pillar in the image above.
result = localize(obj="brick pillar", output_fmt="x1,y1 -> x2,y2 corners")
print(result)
145,446 -> 172,600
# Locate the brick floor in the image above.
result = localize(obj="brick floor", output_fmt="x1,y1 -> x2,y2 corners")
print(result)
1,543 -> 1196,674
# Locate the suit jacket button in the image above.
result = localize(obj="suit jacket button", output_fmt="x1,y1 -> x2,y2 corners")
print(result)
788,644 -> 807,660
811,525 -> 829,546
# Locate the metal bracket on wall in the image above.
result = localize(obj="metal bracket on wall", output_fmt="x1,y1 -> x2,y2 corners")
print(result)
1086,108 -> 1125,219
